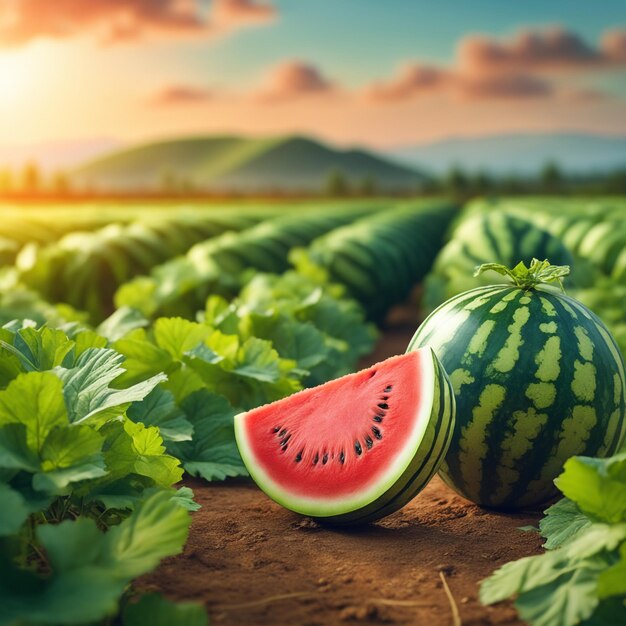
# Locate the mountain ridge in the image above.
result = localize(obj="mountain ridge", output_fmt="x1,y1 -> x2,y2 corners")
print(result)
387,132 -> 626,175
72,135 -> 426,192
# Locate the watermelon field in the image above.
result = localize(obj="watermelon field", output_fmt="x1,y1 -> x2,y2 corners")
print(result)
1,196 -> 625,626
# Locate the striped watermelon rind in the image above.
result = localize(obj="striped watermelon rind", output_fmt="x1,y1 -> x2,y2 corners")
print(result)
409,264 -> 626,510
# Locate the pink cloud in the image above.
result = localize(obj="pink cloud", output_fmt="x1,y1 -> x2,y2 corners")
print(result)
257,61 -> 334,101
365,64 -> 452,101
212,0 -> 276,26
0,0 -> 276,46
459,28 -> 603,74
365,27 -> 626,104
152,84 -> 213,105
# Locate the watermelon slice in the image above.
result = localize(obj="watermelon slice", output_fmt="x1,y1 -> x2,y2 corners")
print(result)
235,348 -> 455,525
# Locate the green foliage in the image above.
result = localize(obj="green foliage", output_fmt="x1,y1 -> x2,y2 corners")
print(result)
481,452 -> 626,626
0,324 -> 200,626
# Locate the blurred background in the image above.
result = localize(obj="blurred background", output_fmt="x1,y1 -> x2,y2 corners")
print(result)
0,0 -> 625,198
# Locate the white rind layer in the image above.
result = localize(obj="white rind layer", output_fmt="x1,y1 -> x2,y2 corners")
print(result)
234,347 -> 437,518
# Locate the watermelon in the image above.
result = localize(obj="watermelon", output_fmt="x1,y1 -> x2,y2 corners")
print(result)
424,212 -> 577,311
235,348 -> 455,525
409,260 -> 626,510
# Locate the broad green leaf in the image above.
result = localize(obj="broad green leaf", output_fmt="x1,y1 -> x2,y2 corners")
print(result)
97,306 -> 149,342
0,423 -> 39,471
103,489 -> 190,579
113,328 -> 173,386
171,486 -> 201,512
514,563 -> 603,626
57,348 -> 166,424
101,418 -> 183,488
0,483 -> 29,536
541,498 -> 593,549
556,454 -> 626,523
0,372 -> 66,453
597,542 -> 626,598
168,390 -> 247,481
122,593 -> 208,626
127,386 -> 193,442
12,326 -> 75,372
0,491 -> 191,625
33,425 -> 107,493
153,317 -> 210,360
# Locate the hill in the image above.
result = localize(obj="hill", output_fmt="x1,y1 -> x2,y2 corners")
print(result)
72,135 -> 426,192
388,133 -> 626,175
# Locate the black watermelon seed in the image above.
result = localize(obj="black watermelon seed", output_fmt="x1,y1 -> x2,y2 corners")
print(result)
272,426 -> 280,433
355,441 -> 362,455
364,435 -> 373,449
372,426 -> 382,440
384,385 -> 392,392
313,453 -> 319,465
377,403 -> 388,410
280,434 -> 291,446
339,451 -> 345,464
295,450 -> 303,463
322,453 -> 329,465
279,428 -> 287,437
373,415 -> 383,423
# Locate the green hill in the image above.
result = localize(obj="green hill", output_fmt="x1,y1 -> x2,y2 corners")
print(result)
72,135 -> 426,193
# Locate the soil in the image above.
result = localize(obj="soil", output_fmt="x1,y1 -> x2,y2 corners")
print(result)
139,318 -> 544,626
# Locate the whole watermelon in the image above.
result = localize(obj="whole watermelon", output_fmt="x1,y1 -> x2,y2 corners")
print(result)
409,260 -> 626,510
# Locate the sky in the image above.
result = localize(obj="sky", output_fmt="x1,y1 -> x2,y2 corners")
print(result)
0,0 -> 625,149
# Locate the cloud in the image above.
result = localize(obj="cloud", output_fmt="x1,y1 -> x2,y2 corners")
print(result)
365,27 -> 626,103
458,28 -> 603,73
256,61 -> 335,101
458,74 -> 552,100
0,0 -> 276,46
152,84 -> 213,105
365,65 -> 453,101
212,0 -> 276,26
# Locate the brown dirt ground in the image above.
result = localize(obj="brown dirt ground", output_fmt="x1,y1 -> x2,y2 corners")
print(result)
139,318 -> 544,626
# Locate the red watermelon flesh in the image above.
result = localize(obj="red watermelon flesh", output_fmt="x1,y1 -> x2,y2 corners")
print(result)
235,348 -> 455,524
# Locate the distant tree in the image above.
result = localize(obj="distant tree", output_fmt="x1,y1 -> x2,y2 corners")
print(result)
160,169 -> 179,194
358,174 -> 377,196
541,161 -> 563,193
445,166 -> 469,196
52,170 -> 70,195
472,171 -> 493,196
0,168 -> 13,193
604,169 -> 626,194
22,161 -> 41,193
500,174 -> 524,195
325,169 -> 349,196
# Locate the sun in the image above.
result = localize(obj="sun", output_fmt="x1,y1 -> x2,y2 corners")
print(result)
0,50 -> 32,105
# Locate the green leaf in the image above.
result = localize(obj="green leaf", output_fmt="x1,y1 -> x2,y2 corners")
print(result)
598,542 -> 626,599
127,386 -> 193,442
123,593 -> 208,626
33,425 -> 107,493
0,423 -> 39,471
556,454 -> 626,523
541,499 -> 593,549
0,372 -> 67,453
12,326 -> 75,372
168,390 -> 247,481
97,306 -> 149,342
514,563 -> 603,626
101,418 -> 183,488
171,486 -> 201,512
102,489 -> 190,579
113,328 -> 173,386
57,348 -> 166,424
153,317 -> 211,360
0,491 -> 191,625
0,483 -> 29,536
